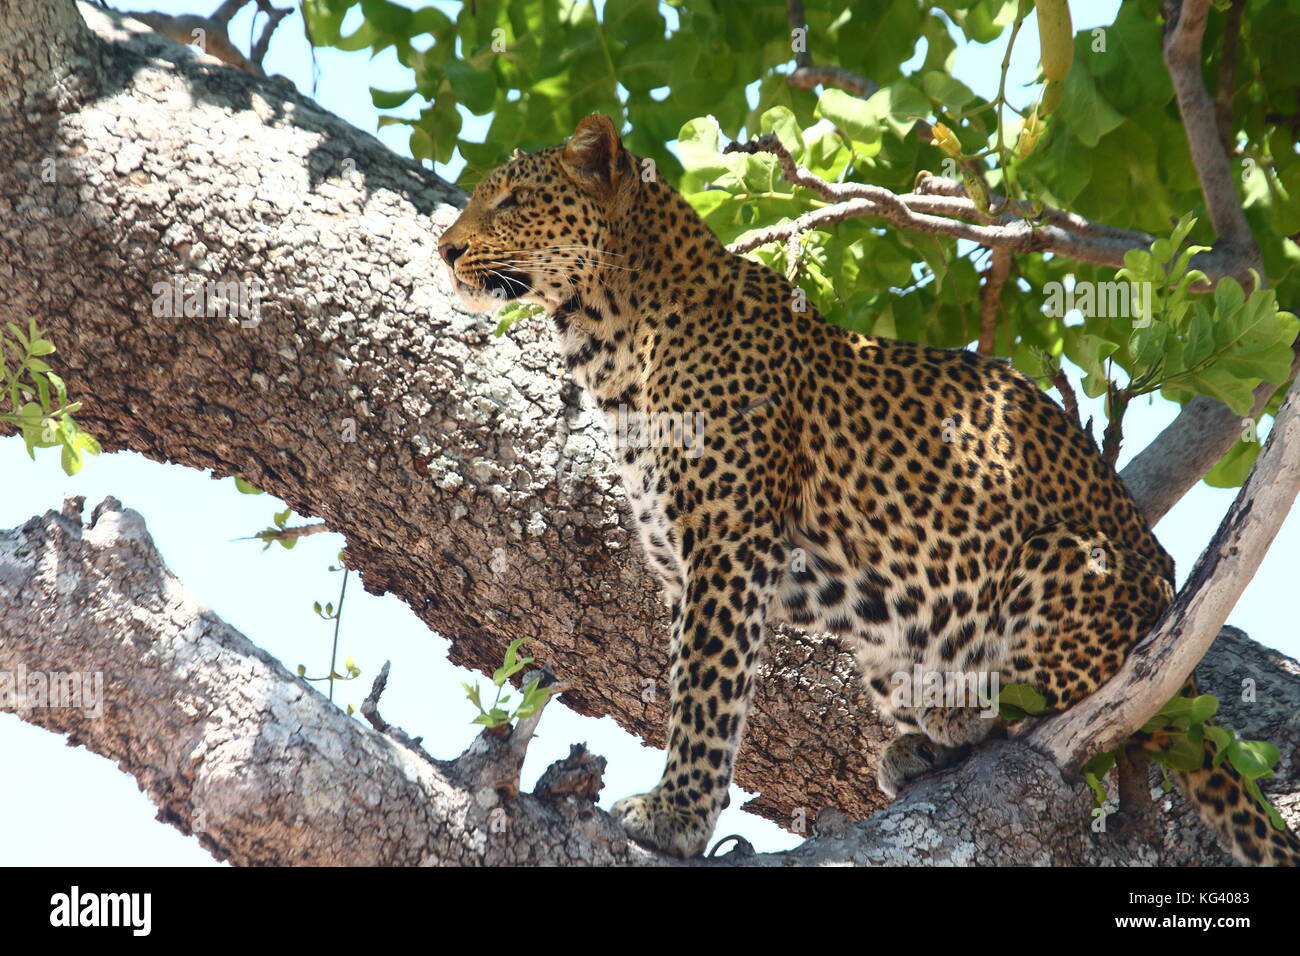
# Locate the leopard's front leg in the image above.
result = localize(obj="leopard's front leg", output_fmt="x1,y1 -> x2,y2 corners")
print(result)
612,521 -> 783,857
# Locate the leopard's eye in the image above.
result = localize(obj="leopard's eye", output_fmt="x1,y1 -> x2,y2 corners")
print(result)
497,189 -> 528,210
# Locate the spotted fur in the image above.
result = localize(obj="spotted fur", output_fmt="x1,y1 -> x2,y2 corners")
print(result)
438,115 -> 1298,864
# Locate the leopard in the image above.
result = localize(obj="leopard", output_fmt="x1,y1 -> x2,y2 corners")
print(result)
438,113 -> 1300,866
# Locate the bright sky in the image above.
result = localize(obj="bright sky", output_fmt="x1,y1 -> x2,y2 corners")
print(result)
4,0 -> 1296,865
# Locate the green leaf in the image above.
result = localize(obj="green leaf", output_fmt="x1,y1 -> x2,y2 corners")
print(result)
920,70 -> 975,108
816,87 -> 885,155
1055,61 -> 1125,148
1203,438 -> 1261,489
677,115 -> 729,181
60,440 -> 82,476
1226,739 -> 1280,779
444,59 -> 497,114
74,431 -> 101,456
1213,276 -> 1246,318
998,682 -> 1049,715
1081,749 -> 1117,806
370,87 -> 416,109
1063,329 -> 1119,399
234,477 -> 265,495
1183,366 -> 1257,416
1146,734 -> 1205,772
759,107 -> 804,162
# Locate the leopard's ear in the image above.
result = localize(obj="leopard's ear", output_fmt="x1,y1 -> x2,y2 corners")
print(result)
561,114 -> 625,195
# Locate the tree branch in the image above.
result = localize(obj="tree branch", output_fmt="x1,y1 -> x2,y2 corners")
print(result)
1120,349 -> 1299,525
2,0 -> 1296,867
1213,0 -> 1245,152
1162,0 -> 1259,262
1032,381 -> 1300,769
4,496 -> 1293,865
120,0 -> 294,78
978,248 -> 1011,355
0,0 -> 891,835
0,497 -> 632,865
783,0 -> 879,99
722,135 -> 1258,286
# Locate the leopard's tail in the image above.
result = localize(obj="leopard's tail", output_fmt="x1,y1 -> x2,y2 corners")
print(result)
1173,739 -> 1300,866
1129,676 -> 1299,865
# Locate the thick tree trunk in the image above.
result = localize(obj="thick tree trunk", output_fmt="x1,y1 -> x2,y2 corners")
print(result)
0,0 -> 884,831
4,495 -> 1296,865
1,1 -> 1295,865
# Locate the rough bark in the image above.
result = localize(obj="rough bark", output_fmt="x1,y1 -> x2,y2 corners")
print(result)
3,496 -> 1296,865
0,0 -> 1295,863
0,0 -> 885,831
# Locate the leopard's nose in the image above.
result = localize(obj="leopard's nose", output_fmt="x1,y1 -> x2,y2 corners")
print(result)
439,242 -> 467,267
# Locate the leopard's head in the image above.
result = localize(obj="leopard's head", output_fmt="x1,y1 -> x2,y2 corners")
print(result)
437,114 -> 637,313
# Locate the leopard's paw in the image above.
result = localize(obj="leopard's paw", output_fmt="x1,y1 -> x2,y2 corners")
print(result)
877,733 -> 962,798
918,705 -> 999,747
611,789 -> 712,858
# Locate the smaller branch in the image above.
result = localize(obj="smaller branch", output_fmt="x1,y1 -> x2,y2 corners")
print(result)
978,248 -> 1012,355
212,0 -> 248,23
1163,0 -> 1258,259
122,0 -> 294,78
250,0 -> 294,70
361,660 -> 437,763
1033,381 -> 1300,770
1101,386 -> 1130,469
789,65 -> 878,99
450,670 -> 569,797
233,521 -> 329,543
1051,369 -> 1081,427
1213,0 -> 1245,152
722,135 -> 1259,286
784,0 -> 879,99
911,172 -> 1149,242
786,0 -> 811,69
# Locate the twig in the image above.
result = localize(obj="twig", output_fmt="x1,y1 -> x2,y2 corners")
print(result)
250,0 -> 294,70
1051,369 -> 1081,427
122,0 -> 294,78
450,670 -> 569,796
361,661 -> 439,764
721,135 -> 1259,287
1102,385 -> 1130,469
232,521 -> 329,543
784,0 -> 879,99
789,65 -> 878,99
786,0 -> 811,68
977,248 -> 1011,355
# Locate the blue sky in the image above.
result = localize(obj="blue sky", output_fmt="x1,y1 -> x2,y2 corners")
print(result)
4,0 -> 1297,865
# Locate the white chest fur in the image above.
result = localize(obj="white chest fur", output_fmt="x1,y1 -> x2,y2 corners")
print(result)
601,410 -> 685,605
